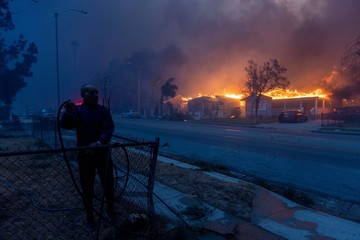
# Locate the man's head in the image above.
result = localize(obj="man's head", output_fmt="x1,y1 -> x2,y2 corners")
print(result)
81,84 -> 98,107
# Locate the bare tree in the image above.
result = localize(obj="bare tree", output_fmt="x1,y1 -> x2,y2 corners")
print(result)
94,70 -> 116,109
244,59 -> 289,123
100,74 -> 114,108
340,36 -> 360,100
341,36 -> 360,68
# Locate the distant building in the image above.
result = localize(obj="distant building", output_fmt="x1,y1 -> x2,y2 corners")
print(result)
341,95 -> 360,107
242,95 -> 272,118
187,95 -> 240,120
272,96 -> 331,119
165,94 -> 332,120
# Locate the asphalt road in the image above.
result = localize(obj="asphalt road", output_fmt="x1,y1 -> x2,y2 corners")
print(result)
113,117 -> 360,203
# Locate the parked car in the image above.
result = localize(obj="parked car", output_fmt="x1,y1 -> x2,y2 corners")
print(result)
278,110 -> 308,123
33,108 -> 56,120
120,111 -> 141,118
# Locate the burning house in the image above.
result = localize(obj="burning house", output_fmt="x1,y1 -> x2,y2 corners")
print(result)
241,95 -> 331,119
241,95 -> 273,118
187,95 -> 240,120
272,96 -> 331,119
163,88 -> 334,120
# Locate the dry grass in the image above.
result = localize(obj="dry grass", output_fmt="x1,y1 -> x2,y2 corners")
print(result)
155,161 -> 256,221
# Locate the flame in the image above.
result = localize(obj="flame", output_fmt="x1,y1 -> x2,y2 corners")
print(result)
266,88 -> 330,99
182,88 -> 330,102
224,93 -> 243,99
182,97 -> 191,101
223,88 -> 330,100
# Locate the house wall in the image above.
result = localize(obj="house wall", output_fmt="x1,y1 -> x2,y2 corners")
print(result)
187,96 -> 240,119
187,95 -> 332,119
244,96 -> 272,118
272,97 -> 331,117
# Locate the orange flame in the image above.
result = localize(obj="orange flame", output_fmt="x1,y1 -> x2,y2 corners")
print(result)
183,88 -> 330,101
224,93 -> 243,99
266,88 -> 330,99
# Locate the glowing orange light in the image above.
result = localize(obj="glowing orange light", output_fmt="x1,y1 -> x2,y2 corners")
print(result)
224,93 -> 243,99
266,88 -> 330,99
184,88 -> 330,102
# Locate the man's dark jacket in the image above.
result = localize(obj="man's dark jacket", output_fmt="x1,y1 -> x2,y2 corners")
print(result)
60,104 -> 115,146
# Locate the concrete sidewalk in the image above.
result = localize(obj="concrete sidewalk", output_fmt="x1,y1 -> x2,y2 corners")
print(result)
154,156 -> 360,240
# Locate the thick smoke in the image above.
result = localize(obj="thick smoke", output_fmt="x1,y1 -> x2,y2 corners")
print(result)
113,0 -> 360,97
320,38 -> 360,103
9,0 -> 360,111
93,44 -> 187,111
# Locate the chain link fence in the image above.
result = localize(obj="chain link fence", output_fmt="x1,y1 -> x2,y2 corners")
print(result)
0,118 -> 163,239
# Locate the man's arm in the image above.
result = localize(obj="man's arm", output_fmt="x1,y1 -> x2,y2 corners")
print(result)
98,109 -> 115,144
60,106 -> 76,130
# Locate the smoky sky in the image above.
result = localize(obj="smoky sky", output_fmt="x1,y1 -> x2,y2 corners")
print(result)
6,0 -> 360,113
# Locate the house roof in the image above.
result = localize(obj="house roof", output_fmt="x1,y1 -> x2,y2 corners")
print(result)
242,94 -> 272,101
272,96 -> 320,101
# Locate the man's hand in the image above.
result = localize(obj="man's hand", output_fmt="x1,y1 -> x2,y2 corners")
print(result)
85,142 -> 100,155
64,102 -> 76,114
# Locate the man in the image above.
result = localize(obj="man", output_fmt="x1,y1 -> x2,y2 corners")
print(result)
60,84 -> 116,227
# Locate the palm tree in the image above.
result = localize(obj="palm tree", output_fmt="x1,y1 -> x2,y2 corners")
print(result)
160,77 -> 178,115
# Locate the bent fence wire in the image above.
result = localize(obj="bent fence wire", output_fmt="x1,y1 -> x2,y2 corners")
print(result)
0,129 -> 160,239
